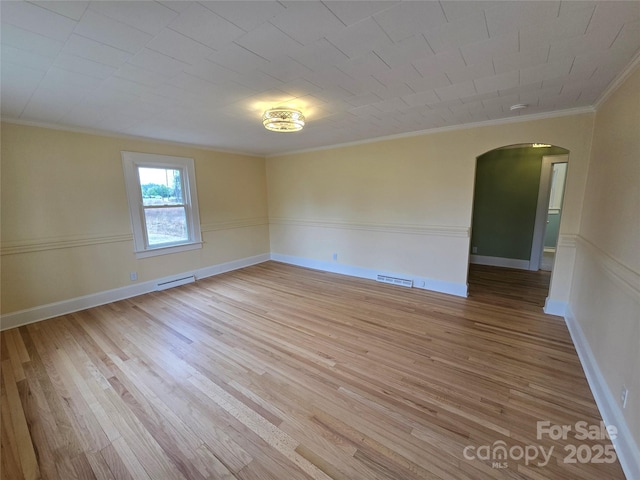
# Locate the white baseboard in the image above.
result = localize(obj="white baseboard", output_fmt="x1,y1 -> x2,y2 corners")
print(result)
543,298 -> 567,316
564,306 -> 640,480
470,254 -> 530,270
196,253 -> 270,278
0,253 -> 270,331
270,253 -> 468,298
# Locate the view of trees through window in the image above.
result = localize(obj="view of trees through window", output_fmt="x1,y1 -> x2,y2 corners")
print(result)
138,167 -> 189,246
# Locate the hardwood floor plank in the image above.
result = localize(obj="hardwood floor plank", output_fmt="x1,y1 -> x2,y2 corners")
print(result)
1,390 -> 25,480
188,371 -> 332,480
108,437 -> 152,480
18,362 -> 60,480
19,326 -> 87,475
102,363 -> 210,480
103,377 -> 189,480
2,360 -> 40,480
106,346 -> 255,474
3,330 -> 26,382
295,444 -> 353,480
37,320 -> 111,454
70,452 -> 98,480
311,408 -> 457,480
84,450 -> 117,480
235,458 -> 287,480
193,444 -> 238,479
1,262 -> 626,479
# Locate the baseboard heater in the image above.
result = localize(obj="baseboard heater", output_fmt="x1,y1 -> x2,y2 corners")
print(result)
376,275 -> 413,288
156,275 -> 195,291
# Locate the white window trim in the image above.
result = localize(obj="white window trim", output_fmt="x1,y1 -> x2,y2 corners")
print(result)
122,151 -> 202,259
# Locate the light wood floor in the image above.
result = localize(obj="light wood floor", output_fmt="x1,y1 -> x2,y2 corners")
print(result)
1,261 -> 625,479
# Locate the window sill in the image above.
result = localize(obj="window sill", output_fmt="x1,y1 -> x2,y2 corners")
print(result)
134,242 -> 202,259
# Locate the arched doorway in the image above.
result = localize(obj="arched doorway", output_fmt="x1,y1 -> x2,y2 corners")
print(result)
468,143 -> 570,310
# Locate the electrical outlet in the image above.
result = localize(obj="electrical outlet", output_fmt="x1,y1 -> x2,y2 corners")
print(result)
130,272 -> 138,281
472,246 -> 478,254
332,253 -> 338,261
621,386 -> 628,409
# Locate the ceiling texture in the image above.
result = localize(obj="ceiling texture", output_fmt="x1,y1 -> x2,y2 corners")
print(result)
1,1 -> 639,156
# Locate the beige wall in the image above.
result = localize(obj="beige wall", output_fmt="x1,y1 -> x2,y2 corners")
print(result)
267,112 -> 595,298
0,110 -> 600,314
570,66 -> 640,447
1,123 -> 270,315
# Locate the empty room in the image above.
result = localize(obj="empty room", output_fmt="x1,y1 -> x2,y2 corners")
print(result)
1,1 -> 638,479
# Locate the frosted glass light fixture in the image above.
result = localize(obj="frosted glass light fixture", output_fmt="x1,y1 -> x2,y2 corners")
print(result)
262,108 -> 305,132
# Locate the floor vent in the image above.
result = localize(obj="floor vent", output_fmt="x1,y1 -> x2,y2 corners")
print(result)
156,275 -> 195,291
376,275 -> 413,288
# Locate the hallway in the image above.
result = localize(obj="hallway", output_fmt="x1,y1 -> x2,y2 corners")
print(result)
467,264 -> 552,313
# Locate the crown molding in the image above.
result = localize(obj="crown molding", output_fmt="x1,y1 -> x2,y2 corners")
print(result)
0,118 -> 264,158
2,103 -> 600,160
267,106 -> 596,158
594,50 -> 640,110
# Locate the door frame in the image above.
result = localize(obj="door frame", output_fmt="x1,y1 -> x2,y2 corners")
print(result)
529,154 -> 568,270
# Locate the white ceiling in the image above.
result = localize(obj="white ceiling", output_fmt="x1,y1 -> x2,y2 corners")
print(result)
2,1 -> 639,156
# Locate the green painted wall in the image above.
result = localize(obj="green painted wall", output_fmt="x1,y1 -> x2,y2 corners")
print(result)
471,146 -> 568,260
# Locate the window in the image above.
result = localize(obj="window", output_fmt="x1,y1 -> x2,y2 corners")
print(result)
122,152 -> 202,258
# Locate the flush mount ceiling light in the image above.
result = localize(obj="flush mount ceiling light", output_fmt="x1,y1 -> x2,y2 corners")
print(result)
510,103 -> 529,111
262,108 -> 305,132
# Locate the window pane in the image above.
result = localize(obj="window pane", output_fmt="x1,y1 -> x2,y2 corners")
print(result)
138,167 -> 184,206
144,207 -> 189,246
